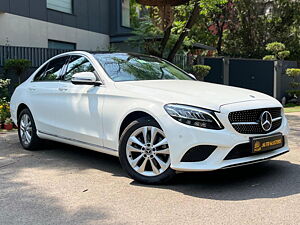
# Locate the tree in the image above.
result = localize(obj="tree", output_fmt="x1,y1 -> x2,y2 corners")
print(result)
133,0 -> 228,62
201,0 -> 235,55
266,0 -> 300,60
223,0 -> 300,59
222,0 -> 268,58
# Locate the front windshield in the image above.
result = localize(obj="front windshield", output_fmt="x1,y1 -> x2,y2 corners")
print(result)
93,53 -> 192,82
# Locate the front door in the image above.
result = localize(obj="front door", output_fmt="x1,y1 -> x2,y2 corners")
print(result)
55,55 -> 104,147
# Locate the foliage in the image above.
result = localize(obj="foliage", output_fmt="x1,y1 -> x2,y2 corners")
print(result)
132,0 -> 229,61
286,68 -> 300,103
0,79 -> 11,99
278,51 -> 291,60
263,42 -> 290,60
4,59 -> 31,84
4,118 -> 12,125
0,98 -> 10,123
131,0 -> 300,60
286,68 -> 300,78
224,0 -> 300,59
200,0 -> 235,55
0,79 -> 11,123
263,55 -> 276,61
192,65 -> 211,80
266,42 -> 285,53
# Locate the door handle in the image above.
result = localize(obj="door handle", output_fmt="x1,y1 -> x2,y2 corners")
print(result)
58,87 -> 68,91
28,87 -> 36,91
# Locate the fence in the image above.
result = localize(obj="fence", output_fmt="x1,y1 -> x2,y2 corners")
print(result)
0,46 -> 71,96
0,45 -> 70,68
198,57 -> 298,101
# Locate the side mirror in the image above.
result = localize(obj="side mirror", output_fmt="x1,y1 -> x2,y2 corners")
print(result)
71,72 -> 101,85
188,73 -> 197,80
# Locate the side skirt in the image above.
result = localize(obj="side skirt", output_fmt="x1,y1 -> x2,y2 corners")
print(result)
37,130 -> 119,157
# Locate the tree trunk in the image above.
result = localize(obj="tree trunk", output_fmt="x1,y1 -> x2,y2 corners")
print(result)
216,22 -> 225,55
159,26 -> 172,57
167,3 -> 200,62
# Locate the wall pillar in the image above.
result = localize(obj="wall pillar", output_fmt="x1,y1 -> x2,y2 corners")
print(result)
223,57 -> 230,85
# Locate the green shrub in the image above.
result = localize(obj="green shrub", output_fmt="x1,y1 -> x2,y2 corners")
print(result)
192,65 -> 211,81
266,42 -> 286,53
278,50 -> 290,60
4,59 -> 31,84
263,42 -> 290,60
263,55 -> 276,60
287,89 -> 300,97
286,68 -> 300,77
286,68 -> 300,104
290,82 -> 300,89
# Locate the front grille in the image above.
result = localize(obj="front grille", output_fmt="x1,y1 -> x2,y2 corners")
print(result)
228,108 -> 282,134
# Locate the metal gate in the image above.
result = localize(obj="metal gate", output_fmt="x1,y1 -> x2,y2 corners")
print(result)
229,59 -> 275,96
203,58 -> 224,84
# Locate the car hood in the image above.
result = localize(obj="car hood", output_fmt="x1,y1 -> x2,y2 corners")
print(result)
114,80 -> 274,111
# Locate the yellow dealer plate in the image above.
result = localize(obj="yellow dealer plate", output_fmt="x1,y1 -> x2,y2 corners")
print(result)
251,133 -> 284,153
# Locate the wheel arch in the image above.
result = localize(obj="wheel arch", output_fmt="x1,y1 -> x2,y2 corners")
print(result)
17,103 -> 29,120
119,111 -> 158,139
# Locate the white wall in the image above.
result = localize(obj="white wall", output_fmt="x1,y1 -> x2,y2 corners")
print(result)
0,13 -> 110,50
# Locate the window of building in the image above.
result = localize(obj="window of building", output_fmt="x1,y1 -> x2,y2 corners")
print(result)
121,0 -> 130,27
47,0 -> 73,14
48,40 -> 76,50
63,56 -> 96,81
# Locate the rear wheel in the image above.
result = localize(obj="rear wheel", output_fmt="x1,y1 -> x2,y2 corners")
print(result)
18,108 -> 43,150
119,117 -> 176,184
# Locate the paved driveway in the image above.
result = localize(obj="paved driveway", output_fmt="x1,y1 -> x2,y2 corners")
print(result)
0,113 -> 299,225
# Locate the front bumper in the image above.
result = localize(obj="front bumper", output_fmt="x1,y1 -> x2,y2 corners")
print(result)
161,100 -> 289,172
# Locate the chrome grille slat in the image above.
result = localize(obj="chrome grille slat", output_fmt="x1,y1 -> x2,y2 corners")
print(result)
228,108 -> 282,134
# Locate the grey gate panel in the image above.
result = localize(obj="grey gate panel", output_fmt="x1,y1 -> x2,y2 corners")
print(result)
229,59 -> 274,96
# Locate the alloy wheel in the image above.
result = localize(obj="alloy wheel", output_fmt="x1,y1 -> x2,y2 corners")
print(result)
20,114 -> 32,145
126,126 -> 170,177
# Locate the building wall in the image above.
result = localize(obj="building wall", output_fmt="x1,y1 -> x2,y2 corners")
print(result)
0,0 -> 132,50
0,0 -> 111,35
0,13 -> 110,50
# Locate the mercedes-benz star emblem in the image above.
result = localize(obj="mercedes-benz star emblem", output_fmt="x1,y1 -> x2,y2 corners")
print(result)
260,111 -> 272,131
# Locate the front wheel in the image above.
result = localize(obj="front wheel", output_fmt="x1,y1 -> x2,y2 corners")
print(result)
119,117 -> 176,184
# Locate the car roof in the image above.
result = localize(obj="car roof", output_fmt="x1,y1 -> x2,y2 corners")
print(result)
58,51 -> 160,59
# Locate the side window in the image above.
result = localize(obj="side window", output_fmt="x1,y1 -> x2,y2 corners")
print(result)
33,64 -> 48,81
38,56 -> 69,82
63,56 -> 96,81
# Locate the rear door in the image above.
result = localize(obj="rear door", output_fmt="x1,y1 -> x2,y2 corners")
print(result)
27,56 -> 69,135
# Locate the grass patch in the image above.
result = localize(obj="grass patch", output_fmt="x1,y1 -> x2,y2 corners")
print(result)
284,105 -> 300,113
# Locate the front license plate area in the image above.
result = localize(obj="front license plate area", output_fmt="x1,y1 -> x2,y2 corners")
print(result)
251,133 -> 284,153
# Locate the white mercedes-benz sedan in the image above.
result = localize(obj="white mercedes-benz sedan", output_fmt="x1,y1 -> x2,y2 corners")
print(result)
10,51 -> 289,184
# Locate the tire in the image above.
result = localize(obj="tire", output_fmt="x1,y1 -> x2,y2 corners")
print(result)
119,117 -> 176,184
18,108 -> 43,150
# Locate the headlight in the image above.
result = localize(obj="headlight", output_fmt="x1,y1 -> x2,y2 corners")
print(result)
164,104 -> 223,130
